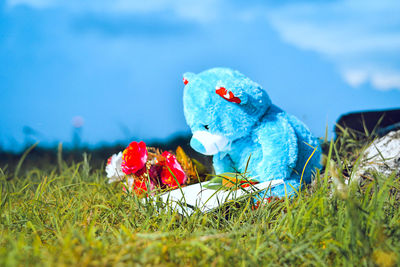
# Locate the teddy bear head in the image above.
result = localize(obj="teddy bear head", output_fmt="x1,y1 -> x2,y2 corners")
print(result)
183,68 -> 272,155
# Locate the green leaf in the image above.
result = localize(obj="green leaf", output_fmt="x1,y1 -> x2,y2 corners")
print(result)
202,177 -> 223,190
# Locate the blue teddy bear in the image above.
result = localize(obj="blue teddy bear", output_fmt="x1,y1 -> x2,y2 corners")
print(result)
182,68 -> 321,197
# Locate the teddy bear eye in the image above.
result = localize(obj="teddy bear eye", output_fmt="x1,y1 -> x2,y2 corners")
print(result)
204,125 -> 209,130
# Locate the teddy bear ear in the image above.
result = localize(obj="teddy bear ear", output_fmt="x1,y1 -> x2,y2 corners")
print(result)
182,72 -> 195,85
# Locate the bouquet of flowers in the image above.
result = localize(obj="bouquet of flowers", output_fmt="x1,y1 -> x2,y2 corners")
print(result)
105,141 -> 202,196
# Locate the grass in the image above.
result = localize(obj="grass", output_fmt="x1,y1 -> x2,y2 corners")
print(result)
1,131 -> 400,266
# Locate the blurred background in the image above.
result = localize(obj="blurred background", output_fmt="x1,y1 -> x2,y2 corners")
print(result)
1,0 -> 400,154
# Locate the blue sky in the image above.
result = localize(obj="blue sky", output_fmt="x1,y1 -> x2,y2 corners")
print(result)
1,0 -> 400,151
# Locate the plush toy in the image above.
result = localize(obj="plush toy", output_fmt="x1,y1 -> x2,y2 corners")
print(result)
182,68 -> 321,197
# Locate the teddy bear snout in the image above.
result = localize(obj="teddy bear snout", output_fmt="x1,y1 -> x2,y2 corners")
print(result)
190,131 -> 229,155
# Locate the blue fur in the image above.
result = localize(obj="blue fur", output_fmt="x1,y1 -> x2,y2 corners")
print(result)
183,68 -> 321,197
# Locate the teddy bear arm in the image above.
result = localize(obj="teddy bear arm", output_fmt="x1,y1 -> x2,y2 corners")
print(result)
256,117 -> 298,181
213,154 -> 235,174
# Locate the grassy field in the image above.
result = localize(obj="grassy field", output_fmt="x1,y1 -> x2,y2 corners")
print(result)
1,131 -> 399,266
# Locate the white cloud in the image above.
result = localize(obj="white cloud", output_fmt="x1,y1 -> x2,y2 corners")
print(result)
343,68 -> 400,90
342,70 -> 368,87
265,0 -> 400,91
371,71 -> 400,90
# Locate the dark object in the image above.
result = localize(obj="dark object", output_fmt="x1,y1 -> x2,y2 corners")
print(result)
335,109 -> 400,137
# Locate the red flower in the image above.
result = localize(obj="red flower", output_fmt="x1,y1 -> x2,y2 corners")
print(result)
133,179 -> 154,196
121,141 -> 148,175
123,177 -> 155,196
160,151 -> 187,188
